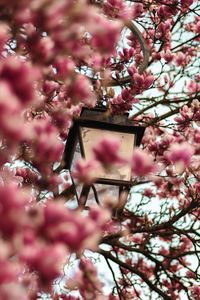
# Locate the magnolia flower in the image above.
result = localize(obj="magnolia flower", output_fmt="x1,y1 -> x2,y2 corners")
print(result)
92,137 -> 127,166
20,243 -> 67,286
67,259 -> 103,300
72,158 -> 102,184
41,201 -> 109,252
131,149 -> 156,177
67,75 -> 96,107
31,119 -> 64,171
0,166 -> 23,187
0,184 -> 30,237
0,56 -> 38,106
166,142 -> 194,172
103,0 -> 131,20
91,17 -> 121,53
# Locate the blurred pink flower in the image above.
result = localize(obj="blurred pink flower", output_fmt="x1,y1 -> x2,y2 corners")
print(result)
54,57 -> 75,79
103,0 -> 131,20
0,56 -> 38,106
72,158 -> 102,184
92,137 -> 127,166
0,184 -> 29,237
67,75 -> 96,107
67,258 -> 103,299
31,119 -> 64,172
0,23 -> 10,53
190,285 -> 200,300
91,17 -> 121,53
40,201 -> 109,252
132,3 -> 144,18
20,243 -> 66,286
166,143 -> 194,171
131,149 -> 156,177
0,166 -> 23,187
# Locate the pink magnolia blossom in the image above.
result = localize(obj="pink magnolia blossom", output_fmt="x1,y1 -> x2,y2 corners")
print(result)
187,80 -> 200,94
29,36 -> 55,63
40,201 -> 109,252
156,20 -> 171,39
190,285 -> 200,299
20,243 -> 66,288
109,88 -> 138,114
0,258 -> 20,285
103,0 -> 131,20
31,119 -> 64,172
131,149 -> 156,177
0,282 -> 29,300
181,0 -> 194,11
128,69 -> 154,94
143,188 -> 154,198
132,3 -> 144,18
0,81 -> 28,141
91,17 -> 121,54
119,48 -> 135,64
166,143 -> 194,170
67,75 -> 96,107
16,167 -> 39,186
72,158 -> 102,184
0,56 -> 38,106
175,52 -> 188,67
92,137 -> 127,166
163,49 -> 174,63
67,259 -> 103,300
157,5 -> 172,18
43,80 -> 59,95
0,184 -> 29,237
89,206 -> 111,230
54,57 -> 75,79
0,166 -> 23,187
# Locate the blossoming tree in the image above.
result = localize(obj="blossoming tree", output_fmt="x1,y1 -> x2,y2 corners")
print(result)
0,0 -> 199,299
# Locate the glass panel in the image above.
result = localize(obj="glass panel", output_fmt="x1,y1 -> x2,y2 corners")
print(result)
80,127 -> 135,182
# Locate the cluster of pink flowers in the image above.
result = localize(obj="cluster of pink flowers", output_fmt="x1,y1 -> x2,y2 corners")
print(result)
128,67 -> 154,94
92,137 -> 127,166
166,142 -> 194,172
67,259 -> 104,299
30,119 -> 64,174
0,56 -> 37,143
0,1 -> 124,296
175,100 -> 200,130
73,136 -> 157,185
131,148 -> 156,177
0,183 -> 111,297
72,158 -> 102,185
103,0 -> 131,20
91,16 -> 121,54
0,0 -> 199,298
109,88 -> 138,114
131,3 -> 144,18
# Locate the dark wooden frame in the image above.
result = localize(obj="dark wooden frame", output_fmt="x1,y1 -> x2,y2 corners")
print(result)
64,108 -> 145,186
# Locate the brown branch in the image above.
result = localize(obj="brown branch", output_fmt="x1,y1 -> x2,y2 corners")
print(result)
104,256 -> 122,300
98,249 -> 172,300
131,96 -> 195,119
130,199 -> 199,234
100,198 -> 199,244
171,33 -> 200,51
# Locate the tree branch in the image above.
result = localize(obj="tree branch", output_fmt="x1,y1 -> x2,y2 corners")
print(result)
99,249 -> 172,300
